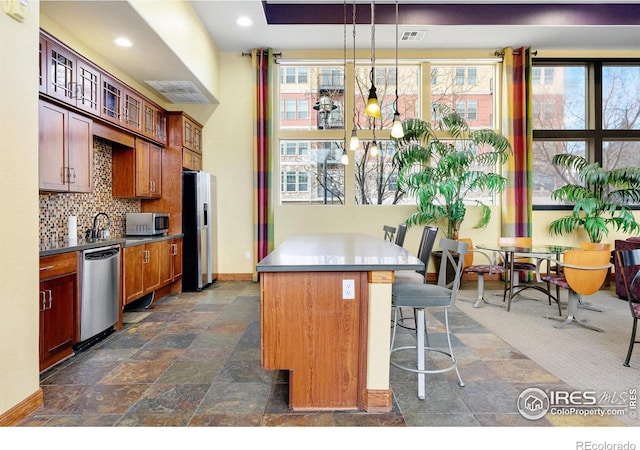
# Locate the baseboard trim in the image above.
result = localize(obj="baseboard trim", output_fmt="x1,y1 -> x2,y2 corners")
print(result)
0,388 -> 43,426
363,389 -> 392,412
217,273 -> 253,281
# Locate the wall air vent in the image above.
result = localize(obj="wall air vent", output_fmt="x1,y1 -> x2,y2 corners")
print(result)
400,31 -> 425,42
144,80 -> 210,104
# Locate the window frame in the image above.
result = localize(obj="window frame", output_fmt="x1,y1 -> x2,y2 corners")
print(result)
533,58 -> 640,210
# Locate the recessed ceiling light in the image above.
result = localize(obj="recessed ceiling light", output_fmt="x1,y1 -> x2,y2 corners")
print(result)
114,37 -> 133,47
236,16 -> 252,27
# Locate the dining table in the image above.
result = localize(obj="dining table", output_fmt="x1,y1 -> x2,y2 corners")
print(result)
477,243 -> 576,312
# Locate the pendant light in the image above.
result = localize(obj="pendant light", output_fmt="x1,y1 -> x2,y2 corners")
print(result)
364,0 -> 381,119
390,0 -> 404,138
370,120 -> 379,157
341,0 -> 349,165
348,0 -> 360,151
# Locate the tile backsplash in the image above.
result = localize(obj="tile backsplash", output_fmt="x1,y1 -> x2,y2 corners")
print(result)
39,137 -> 140,243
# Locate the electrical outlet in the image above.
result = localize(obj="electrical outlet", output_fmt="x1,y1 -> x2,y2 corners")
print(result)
244,251 -> 251,260
342,279 -> 355,299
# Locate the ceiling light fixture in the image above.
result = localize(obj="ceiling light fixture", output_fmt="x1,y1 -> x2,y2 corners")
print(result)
113,37 -> 132,48
348,0 -> 360,151
341,0 -> 348,165
364,0 -> 381,119
391,0 -> 404,139
236,16 -> 252,27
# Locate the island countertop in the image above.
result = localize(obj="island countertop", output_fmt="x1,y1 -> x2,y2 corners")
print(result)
256,232 -> 424,272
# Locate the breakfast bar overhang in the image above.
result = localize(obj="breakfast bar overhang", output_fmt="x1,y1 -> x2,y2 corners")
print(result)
256,233 -> 424,412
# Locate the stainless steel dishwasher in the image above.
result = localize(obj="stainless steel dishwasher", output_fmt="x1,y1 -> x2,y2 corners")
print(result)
80,245 -> 120,344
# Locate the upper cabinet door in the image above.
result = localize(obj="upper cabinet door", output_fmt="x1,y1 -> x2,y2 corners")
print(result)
46,41 -> 75,105
75,59 -> 100,115
124,89 -> 143,133
39,36 -> 47,94
101,73 -> 124,124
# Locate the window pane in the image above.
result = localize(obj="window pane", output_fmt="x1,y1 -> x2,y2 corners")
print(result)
602,65 -> 640,130
279,140 -> 345,204
279,65 -> 345,131
354,64 -> 420,130
431,65 -> 495,128
532,140 -> 586,205
354,141 -> 407,205
603,140 -> 640,170
532,65 -> 586,130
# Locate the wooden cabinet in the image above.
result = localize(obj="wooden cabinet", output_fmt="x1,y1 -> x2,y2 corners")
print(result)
122,241 -> 162,305
39,252 -> 78,372
39,100 -> 93,193
160,238 -> 183,285
112,138 -> 162,198
43,37 -> 101,116
142,101 -> 167,145
182,148 -> 202,171
167,112 -> 203,170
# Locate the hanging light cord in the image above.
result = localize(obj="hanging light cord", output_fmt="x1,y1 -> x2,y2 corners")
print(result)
352,0 -> 357,129
343,0 -> 347,144
394,0 -> 399,114
369,0 -> 376,89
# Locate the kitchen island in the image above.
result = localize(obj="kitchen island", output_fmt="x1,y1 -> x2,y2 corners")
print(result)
256,233 -> 423,412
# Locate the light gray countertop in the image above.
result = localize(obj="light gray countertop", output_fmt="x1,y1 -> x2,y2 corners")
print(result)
256,233 -> 424,272
39,233 -> 183,257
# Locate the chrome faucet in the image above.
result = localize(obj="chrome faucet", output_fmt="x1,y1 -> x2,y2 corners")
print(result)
88,212 -> 111,240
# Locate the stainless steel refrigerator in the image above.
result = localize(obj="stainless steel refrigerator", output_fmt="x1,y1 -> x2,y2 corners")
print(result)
182,171 -> 217,291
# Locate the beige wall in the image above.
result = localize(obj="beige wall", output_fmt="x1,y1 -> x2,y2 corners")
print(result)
0,2 -> 41,415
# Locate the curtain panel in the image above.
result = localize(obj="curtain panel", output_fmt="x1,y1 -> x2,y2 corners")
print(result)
252,48 -> 274,281
501,46 -> 533,239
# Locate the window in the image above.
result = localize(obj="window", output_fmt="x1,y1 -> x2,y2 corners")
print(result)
532,60 -> 640,207
277,61 -> 501,206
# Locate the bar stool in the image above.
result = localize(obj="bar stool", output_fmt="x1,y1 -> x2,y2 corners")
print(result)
390,237 -> 468,400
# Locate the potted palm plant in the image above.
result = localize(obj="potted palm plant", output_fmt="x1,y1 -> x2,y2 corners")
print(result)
548,153 -> 640,243
393,102 -> 513,240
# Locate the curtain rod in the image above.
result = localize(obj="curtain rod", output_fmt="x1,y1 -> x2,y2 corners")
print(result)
495,50 -> 538,57
242,51 -> 282,57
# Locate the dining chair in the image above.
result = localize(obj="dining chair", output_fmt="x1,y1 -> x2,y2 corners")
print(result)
390,237 -> 468,400
461,238 -> 506,308
614,249 -> 640,367
545,242 -> 610,312
383,225 -> 397,242
394,223 -> 408,247
543,249 -> 611,332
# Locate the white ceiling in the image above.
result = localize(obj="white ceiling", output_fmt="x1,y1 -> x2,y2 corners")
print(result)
39,1 -> 640,104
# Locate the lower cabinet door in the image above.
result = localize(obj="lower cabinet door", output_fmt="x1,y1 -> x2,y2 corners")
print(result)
40,273 -> 76,371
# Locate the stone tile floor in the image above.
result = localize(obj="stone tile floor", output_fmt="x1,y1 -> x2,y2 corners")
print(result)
19,280 -> 628,428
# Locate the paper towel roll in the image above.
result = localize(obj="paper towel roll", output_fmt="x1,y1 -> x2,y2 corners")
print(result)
68,215 -> 77,242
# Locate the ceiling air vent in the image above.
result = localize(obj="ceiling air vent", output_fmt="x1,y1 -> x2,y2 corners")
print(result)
144,80 -> 209,104
400,31 -> 425,42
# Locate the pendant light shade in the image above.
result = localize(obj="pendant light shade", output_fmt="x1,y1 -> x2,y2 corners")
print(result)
391,111 -> 404,138
370,140 -> 379,157
365,78 -> 381,118
341,149 -> 349,165
349,128 -> 360,150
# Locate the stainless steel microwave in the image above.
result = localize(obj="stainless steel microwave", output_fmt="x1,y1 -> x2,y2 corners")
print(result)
125,212 -> 169,236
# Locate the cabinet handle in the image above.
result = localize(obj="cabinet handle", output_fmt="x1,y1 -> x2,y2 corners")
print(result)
69,167 -> 76,183
60,166 -> 66,184
40,291 -> 46,312
144,250 -> 150,264
46,290 -> 53,310
40,265 -> 54,271
171,244 -> 177,256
